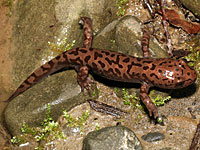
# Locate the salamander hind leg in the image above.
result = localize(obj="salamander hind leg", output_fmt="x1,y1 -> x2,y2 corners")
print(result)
139,82 -> 158,119
79,17 -> 93,48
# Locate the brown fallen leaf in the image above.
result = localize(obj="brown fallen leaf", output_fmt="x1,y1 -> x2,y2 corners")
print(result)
160,9 -> 200,34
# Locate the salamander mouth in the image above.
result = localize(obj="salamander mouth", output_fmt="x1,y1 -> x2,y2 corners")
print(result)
175,81 -> 185,88
175,78 -> 195,88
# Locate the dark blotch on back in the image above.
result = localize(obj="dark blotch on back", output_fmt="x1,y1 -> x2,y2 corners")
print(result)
92,62 -> 98,70
150,64 -> 156,70
123,57 -> 130,63
115,68 -> 121,75
89,48 -> 94,51
142,73 -> 149,81
41,65 -> 50,71
143,66 -> 149,70
70,57 -> 83,65
79,49 -> 88,53
162,78 -> 168,81
48,61 -> 54,68
111,54 -> 115,57
105,57 -> 112,65
98,60 -> 105,68
63,52 -> 68,60
159,61 -> 167,66
132,61 -> 142,67
94,52 -> 103,60
101,51 -> 110,56
107,68 -> 115,74
181,65 -> 186,69
150,73 -> 159,79
127,64 -> 132,74
142,60 -> 153,63
69,50 -> 79,56
116,55 -> 120,64
24,80 -> 32,86
136,58 -> 142,62
84,55 -> 91,63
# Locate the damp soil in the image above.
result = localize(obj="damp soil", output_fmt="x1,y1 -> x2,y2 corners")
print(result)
0,0 -> 15,148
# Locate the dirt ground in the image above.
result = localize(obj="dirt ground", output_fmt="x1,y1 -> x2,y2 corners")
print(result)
0,0 -> 15,148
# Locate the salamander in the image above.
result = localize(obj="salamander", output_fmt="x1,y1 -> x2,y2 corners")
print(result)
6,17 -> 197,119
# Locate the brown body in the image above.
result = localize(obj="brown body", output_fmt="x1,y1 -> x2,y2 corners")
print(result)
6,17 -> 197,119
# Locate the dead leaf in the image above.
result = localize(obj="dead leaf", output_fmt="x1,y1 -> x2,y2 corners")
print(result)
161,9 -> 200,34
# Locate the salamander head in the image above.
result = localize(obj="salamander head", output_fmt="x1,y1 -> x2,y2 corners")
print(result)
155,59 -> 197,89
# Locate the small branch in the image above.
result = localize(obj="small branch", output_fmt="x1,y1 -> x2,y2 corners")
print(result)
87,99 -> 126,117
189,123 -> 200,150
143,0 -> 155,18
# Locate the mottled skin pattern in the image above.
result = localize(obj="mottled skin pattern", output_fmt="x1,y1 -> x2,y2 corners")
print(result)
6,17 -> 197,119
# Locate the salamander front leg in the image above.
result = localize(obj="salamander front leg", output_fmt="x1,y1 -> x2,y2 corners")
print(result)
139,82 -> 158,118
76,66 -> 94,93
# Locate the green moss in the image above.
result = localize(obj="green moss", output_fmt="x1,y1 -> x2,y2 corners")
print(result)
184,46 -> 200,86
116,0 -> 129,16
149,90 -> 171,106
122,88 -> 171,112
1,0 -> 15,16
95,123 -> 100,131
122,88 -> 144,111
11,104 -> 91,149
63,109 -> 90,135
11,104 -> 65,149
48,39 -> 75,54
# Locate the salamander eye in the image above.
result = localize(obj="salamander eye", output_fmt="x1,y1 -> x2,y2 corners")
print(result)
187,72 -> 190,76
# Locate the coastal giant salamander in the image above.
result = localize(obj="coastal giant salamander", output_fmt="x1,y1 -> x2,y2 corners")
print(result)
6,17 -> 197,118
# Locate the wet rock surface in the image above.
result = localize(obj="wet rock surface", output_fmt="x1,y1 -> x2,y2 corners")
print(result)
4,0 -> 119,136
82,125 -> 143,150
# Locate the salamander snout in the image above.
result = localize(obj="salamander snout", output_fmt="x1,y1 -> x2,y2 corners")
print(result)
174,60 -> 197,88
155,59 -> 197,89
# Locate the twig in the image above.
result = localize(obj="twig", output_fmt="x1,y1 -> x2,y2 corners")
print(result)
189,123 -> 200,150
143,0 -> 155,18
87,99 -> 126,117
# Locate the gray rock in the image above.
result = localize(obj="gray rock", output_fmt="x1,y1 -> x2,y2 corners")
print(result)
82,125 -> 143,150
179,0 -> 200,19
94,15 -> 168,58
115,16 -> 168,58
141,132 -> 165,142
4,70 -> 88,135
